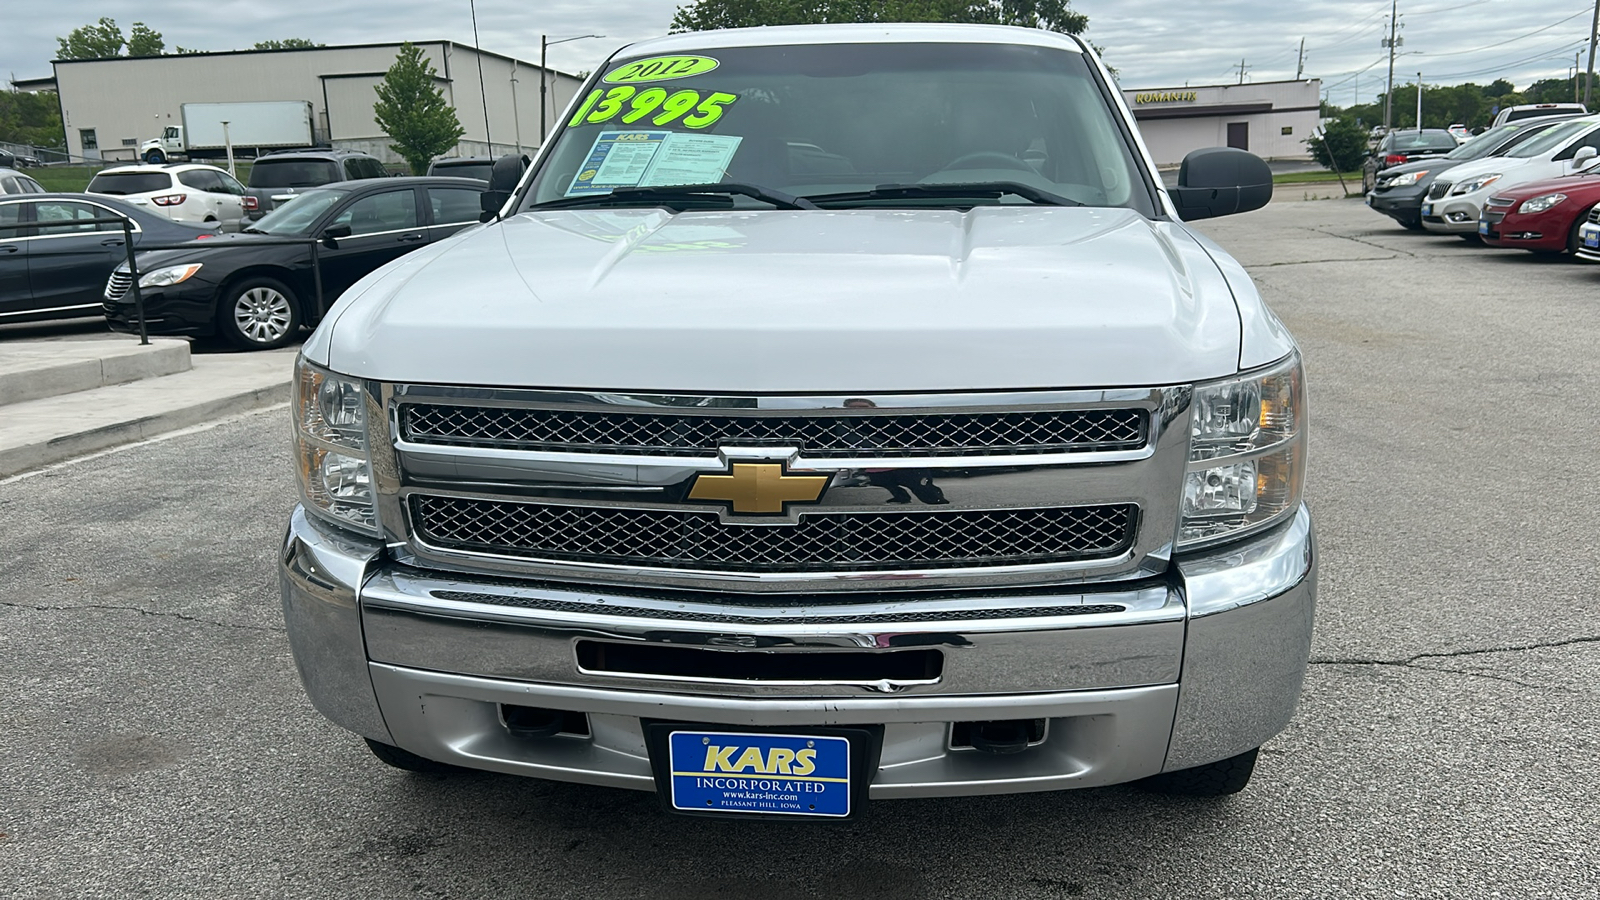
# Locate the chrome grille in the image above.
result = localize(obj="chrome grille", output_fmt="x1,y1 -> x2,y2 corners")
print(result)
1427,182 -> 1452,202
410,495 -> 1137,572
104,271 -> 132,301
400,404 -> 1147,458
1588,205 -> 1600,225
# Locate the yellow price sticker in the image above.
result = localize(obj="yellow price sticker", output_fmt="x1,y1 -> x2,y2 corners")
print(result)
603,55 -> 720,84
568,86 -> 738,130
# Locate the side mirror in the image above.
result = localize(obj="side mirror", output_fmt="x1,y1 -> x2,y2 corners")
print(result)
1572,146 -> 1598,169
1169,147 -> 1274,221
480,154 -> 530,221
321,223 -> 352,247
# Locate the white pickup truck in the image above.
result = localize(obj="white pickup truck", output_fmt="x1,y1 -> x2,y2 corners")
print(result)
282,24 -> 1314,819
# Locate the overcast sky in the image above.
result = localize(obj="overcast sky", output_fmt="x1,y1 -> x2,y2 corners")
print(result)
5,0 -> 1596,104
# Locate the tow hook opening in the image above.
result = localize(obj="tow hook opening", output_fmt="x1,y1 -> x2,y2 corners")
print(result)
500,704 -> 591,739
951,719 -> 1048,754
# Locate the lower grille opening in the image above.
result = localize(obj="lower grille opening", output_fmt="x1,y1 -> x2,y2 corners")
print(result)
951,719 -> 1048,754
575,641 -> 943,684
500,705 -> 590,738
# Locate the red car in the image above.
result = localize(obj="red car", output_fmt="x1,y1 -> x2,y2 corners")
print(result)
1479,173 -> 1600,253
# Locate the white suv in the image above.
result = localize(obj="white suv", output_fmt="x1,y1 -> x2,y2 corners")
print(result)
86,163 -> 249,231
1422,116 -> 1600,235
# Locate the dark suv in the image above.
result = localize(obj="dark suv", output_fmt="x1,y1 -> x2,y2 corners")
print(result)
246,150 -> 388,218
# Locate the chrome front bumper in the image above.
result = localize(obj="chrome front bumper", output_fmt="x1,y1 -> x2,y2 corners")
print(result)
281,504 -> 1316,798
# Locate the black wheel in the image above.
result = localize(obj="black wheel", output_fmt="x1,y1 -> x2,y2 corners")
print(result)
1568,214 -> 1588,254
144,149 -> 165,164
1362,170 -> 1374,194
217,276 -> 300,350
1137,747 -> 1258,797
364,738 -> 464,774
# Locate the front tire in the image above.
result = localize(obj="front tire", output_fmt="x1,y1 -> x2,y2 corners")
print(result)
218,276 -> 300,350
1137,747 -> 1258,797
144,149 -> 165,164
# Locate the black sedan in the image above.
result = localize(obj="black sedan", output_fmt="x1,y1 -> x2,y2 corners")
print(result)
104,177 -> 487,349
2,193 -> 217,326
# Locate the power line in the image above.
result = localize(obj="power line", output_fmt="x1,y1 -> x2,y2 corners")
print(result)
1413,9 -> 1590,57
1426,37 -> 1590,80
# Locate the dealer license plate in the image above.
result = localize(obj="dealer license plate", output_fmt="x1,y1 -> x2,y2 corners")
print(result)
666,730 -> 852,818
1479,220 -> 1490,235
1421,203 -> 1433,216
1585,231 -> 1600,249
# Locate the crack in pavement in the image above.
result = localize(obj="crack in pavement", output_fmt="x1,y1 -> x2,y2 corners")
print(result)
1304,226 -> 1419,257
0,599 -> 282,633
1309,635 -> 1600,694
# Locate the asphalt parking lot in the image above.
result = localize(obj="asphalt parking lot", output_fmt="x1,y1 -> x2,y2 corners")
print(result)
2,196 -> 1598,899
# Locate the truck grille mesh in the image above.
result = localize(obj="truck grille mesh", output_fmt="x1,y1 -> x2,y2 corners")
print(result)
410,495 -> 1137,572
400,404 -> 1147,458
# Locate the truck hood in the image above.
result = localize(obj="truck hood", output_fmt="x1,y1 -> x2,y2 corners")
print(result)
318,206 -> 1244,392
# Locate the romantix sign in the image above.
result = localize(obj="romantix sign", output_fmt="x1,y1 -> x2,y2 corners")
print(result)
1133,91 -> 1199,104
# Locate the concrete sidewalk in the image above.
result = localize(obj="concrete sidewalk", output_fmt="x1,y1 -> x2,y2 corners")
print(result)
0,337 -> 297,478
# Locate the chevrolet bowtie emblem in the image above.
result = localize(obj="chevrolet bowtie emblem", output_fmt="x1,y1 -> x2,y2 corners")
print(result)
687,462 -> 830,515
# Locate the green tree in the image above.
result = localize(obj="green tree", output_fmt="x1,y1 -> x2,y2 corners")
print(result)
0,91 -> 66,148
127,22 -> 165,57
373,43 -> 465,174
254,38 -> 324,50
56,17 -> 125,59
671,0 -> 1086,34
1523,76 -> 1578,104
1305,117 -> 1366,173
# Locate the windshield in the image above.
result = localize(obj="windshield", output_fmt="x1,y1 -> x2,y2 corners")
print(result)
1387,131 -> 1457,152
87,172 -> 172,195
434,162 -> 493,182
248,188 -> 346,235
522,41 -> 1152,214
250,159 -> 340,188
1446,124 -> 1519,160
1506,120 -> 1592,158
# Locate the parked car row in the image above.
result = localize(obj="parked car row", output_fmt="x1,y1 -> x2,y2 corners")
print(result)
1366,113 -> 1600,264
0,151 -> 536,346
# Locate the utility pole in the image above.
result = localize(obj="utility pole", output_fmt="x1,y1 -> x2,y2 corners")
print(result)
1234,58 -> 1250,85
1297,37 -> 1306,80
1383,0 -> 1402,130
1587,0 -> 1599,106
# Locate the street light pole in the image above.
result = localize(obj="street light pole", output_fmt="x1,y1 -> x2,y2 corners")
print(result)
1586,0 -> 1599,106
539,34 -> 605,146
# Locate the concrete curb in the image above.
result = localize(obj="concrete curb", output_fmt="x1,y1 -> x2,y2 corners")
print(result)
0,339 -> 191,406
0,349 -> 296,479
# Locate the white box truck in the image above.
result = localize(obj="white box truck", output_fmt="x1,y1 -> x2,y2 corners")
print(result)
140,101 -> 316,163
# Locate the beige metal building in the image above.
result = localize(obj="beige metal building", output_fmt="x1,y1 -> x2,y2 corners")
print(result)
52,42 -> 584,165
1122,80 -> 1322,166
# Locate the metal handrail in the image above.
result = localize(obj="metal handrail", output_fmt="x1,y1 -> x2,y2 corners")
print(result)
0,214 -> 325,345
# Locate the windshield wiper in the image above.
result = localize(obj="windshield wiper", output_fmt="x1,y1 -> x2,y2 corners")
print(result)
804,182 -> 1083,207
242,226 -> 267,234
530,183 -> 819,211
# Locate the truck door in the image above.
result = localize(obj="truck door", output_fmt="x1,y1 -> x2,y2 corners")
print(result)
0,200 -> 31,316
316,188 -> 425,298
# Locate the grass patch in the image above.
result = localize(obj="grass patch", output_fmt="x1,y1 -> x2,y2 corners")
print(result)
1273,170 -> 1362,185
27,162 -> 253,194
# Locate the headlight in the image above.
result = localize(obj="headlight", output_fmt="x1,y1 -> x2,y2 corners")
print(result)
1379,170 -> 1428,187
1517,193 -> 1567,214
1179,353 -> 1306,549
1452,174 -> 1501,195
293,358 -> 379,536
138,263 -> 203,287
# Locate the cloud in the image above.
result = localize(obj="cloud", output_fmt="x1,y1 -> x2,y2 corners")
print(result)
7,0 -> 1591,105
